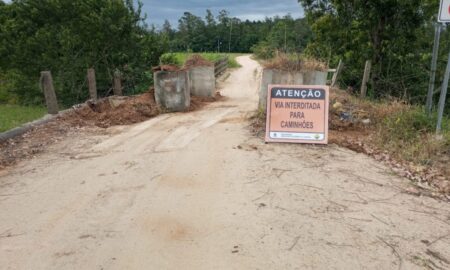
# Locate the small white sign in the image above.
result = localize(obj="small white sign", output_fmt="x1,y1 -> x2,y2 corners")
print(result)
439,0 -> 450,22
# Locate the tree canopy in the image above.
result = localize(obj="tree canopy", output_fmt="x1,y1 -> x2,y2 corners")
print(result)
0,0 -> 167,106
0,2 -> 311,106
298,0 -> 448,106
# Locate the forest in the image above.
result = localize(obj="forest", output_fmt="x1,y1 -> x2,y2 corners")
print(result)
0,0 -> 310,107
0,0 -> 448,114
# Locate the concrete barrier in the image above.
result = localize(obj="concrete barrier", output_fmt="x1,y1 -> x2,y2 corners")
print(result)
259,69 -> 327,109
189,66 -> 216,97
154,70 -> 190,112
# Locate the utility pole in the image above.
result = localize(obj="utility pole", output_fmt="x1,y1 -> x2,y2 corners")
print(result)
426,23 -> 442,115
436,51 -> 450,134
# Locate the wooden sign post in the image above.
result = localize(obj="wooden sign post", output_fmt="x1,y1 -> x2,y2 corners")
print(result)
265,85 -> 329,144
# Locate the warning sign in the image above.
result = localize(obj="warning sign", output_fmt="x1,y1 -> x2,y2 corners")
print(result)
265,85 -> 329,144
439,0 -> 450,22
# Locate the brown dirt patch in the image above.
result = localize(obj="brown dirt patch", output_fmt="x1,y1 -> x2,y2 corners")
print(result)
0,117 -> 101,170
263,53 -> 328,72
62,90 -> 160,128
152,65 -> 181,72
184,54 -> 213,68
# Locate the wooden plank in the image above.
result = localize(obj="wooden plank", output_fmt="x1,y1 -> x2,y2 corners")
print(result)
214,57 -> 228,77
331,59 -> 344,88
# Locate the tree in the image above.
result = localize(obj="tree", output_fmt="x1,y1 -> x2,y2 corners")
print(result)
177,12 -> 207,52
298,0 -> 443,100
0,0 -> 166,105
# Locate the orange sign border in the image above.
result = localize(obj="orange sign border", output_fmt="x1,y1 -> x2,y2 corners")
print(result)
265,84 -> 329,144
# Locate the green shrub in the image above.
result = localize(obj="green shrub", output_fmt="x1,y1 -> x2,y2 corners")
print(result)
376,106 -> 450,164
159,53 -> 182,66
159,52 -> 242,68
382,108 -> 438,141
251,41 -> 275,59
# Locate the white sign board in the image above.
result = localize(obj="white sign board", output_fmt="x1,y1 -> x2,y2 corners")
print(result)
439,0 -> 450,22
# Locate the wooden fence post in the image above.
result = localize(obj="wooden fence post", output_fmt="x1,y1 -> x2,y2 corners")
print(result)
87,68 -> 97,100
113,70 -> 122,96
360,60 -> 372,98
331,59 -> 343,88
39,71 -> 59,114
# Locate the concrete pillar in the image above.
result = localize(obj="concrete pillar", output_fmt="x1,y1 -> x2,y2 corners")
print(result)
87,68 -> 97,100
154,70 -> 190,112
189,66 -> 216,97
113,70 -> 122,96
39,71 -> 59,115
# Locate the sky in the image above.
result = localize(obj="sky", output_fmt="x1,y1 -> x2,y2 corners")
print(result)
139,0 -> 304,28
2,0 -> 305,28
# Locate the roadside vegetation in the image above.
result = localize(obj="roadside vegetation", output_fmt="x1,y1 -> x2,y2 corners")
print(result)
248,1 -> 450,194
0,105 -> 46,132
159,53 -> 241,68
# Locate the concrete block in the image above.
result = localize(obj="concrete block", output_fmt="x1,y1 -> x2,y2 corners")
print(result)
303,71 -> 328,85
154,70 -> 190,112
259,69 -> 304,109
189,66 -> 216,97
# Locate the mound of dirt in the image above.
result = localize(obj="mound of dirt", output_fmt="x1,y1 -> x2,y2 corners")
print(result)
0,89 -> 226,170
62,90 -> 160,128
263,53 -> 328,72
152,65 -> 181,72
184,54 -> 214,68
0,90 -> 160,170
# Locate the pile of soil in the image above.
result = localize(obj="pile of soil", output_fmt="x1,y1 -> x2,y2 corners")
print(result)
152,65 -> 181,72
263,53 -> 327,72
184,54 -> 214,68
62,90 -> 160,128
0,91 -> 160,169
0,89 -> 225,170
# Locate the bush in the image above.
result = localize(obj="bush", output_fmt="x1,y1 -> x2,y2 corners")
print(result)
376,106 -> 450,164
159,53 -> 182,66
382,108 -> 437,141
251,41 -> 275,59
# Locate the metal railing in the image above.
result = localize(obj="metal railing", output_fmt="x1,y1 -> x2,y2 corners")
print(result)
214,57 -> 228,77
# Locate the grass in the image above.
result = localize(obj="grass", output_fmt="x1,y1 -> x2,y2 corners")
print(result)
0,104 -> 47,132
160,52 -> 243,68
374,105 -> 450,166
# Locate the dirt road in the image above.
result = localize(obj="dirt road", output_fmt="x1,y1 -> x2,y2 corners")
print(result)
1,56 -> 450,270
